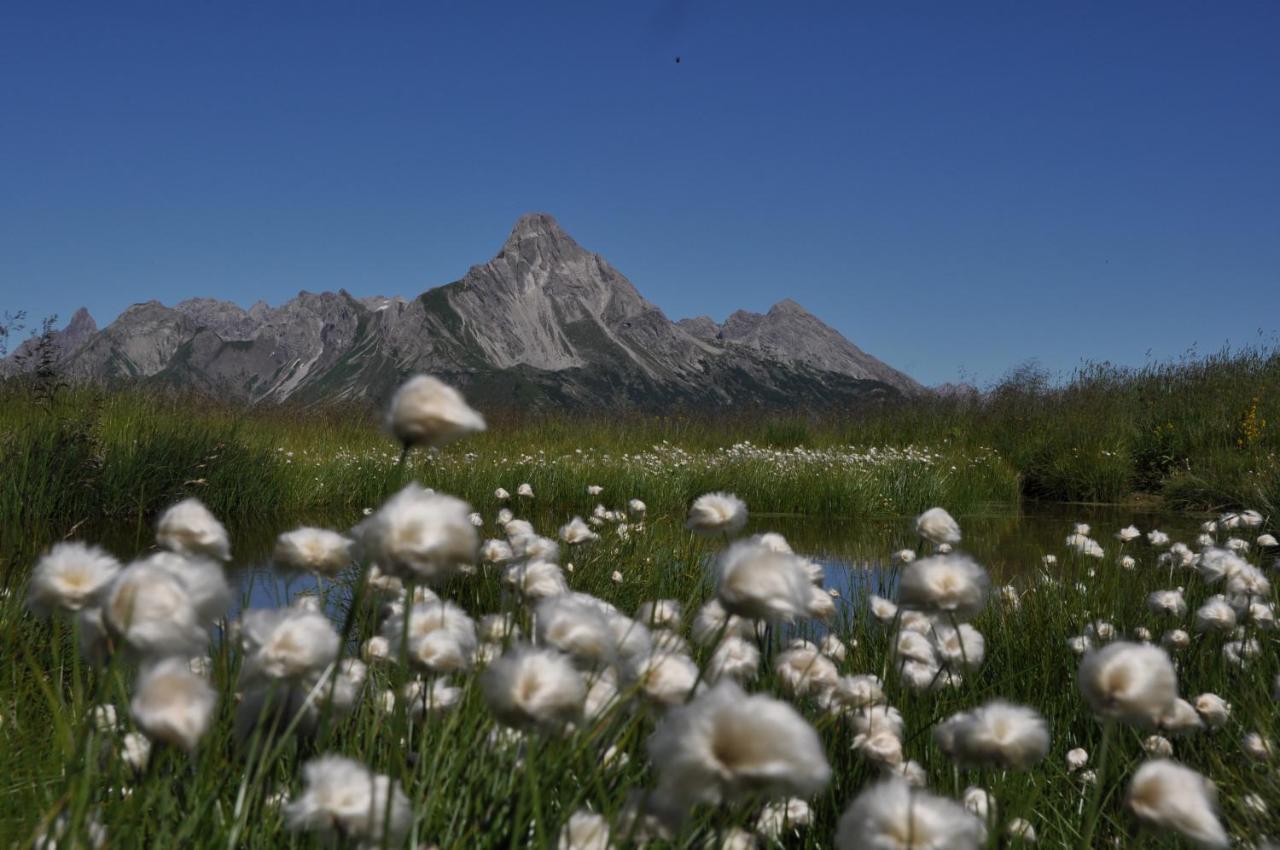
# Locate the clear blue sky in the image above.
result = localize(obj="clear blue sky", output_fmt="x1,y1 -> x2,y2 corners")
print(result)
2,2 -> 1278,385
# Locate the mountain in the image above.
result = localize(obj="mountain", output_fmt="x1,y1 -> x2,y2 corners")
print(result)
3,213 -> 921,409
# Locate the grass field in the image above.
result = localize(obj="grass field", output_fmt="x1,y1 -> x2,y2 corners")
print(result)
1,349 -> 1278,848
2,488 -> 1277,848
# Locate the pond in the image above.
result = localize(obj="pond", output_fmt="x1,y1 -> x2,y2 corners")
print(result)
71,501 -> 1211,618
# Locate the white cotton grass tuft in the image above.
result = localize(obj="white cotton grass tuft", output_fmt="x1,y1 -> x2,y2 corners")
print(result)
632,651 -> 701,706
1192,693 -> 1231,728
690,599 -> 756,646
756,798 -> 812,839
929,622 -> 985,670
481,646 -> 585,732
705,635 -> 761,683
773,645 -> 840,697
1117,525 -> 1141,542
916,507 -> 962,546
382,599 -> 478,674
835,779 -> 984,850
26,541 -> 121,615
646,680 -> 830,816
534,594 -> 617,670
129,657 -> 217,753
686,491 -> 748,537
272,527 -> 352,577
1126,759 -> 1228,848
385,373 -> 485,451
559,516 -> 599,545
714,539 -> 816,622
352,483 -> 477,583
285,753 -> 411,848
103,560 -> 210,658
934,701 -> 1050,769
239,606 -> 341,682
1146,589 -> 1187,618
1194,597 -> 1237,633
637,599 -> 683,631
559,810 -> 611,850
155,498 -> 231,561
1077,642 -> 1178,726
897,554 -> 990,620
504,560 -> 569,601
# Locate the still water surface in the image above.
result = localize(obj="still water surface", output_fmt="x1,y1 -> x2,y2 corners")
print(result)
81,502 -> 1208,616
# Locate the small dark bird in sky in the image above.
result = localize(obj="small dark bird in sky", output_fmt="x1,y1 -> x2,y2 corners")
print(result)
675,56 -> 681,63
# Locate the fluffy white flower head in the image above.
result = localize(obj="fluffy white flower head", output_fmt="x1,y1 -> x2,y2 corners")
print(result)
354,483 -> 477,583
285,754 -> 411,847
27,541 -> 121,615
836,779 -> 984,850
647,680 -> 830,814
386,374 -> 485,449
130,658 -> 217,752
916,507 -> 962,546
1126,759 -> 1227,849
686,491 -> 748,537
1078,642 -> 1178,726
715,539 -> 814,622
273,527 -> 351,577
155,498 -> 230,562
898,554 -> 989,619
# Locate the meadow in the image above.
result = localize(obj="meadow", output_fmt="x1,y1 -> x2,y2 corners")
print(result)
1,351 -> 1278,849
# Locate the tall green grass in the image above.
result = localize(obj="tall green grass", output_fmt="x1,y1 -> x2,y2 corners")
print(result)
1,511 -> 1276,848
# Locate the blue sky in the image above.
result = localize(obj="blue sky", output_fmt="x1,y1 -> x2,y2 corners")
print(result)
2,2 -> 1277,385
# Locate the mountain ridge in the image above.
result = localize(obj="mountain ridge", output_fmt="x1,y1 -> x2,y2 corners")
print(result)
3,213 -> 921,409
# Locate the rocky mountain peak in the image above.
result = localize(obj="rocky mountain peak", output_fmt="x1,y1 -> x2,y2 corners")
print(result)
66,307 -> 97,336
5,213 -> 921,405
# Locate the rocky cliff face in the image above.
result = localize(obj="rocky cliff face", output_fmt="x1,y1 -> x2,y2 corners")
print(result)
4,214 -> 921,409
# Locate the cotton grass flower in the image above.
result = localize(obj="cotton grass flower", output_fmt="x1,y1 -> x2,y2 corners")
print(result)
628,498 -> 647,518
559,810 -> 611,850
155,498 -> 230,561
103,561 -> 209,658
897,554 -> 990,620
686,491 -> 748,537
239,606 -> 340,682
383,599 -> 478,673
1126,759 -> 1227,848
646,680 -> 829,818
835,779 -> 984,850
1195,597 -> 1237,633
633,651 -> 701,706
1077,642 -> 1178,726
559,516 -> 598,545
26,541 -> 121,615
1192,693 -> 1230,728
1147,589 -> 1187,617
273,527 -> 351,577
706,635 -> 760,683
1066,747 -> 1089,771
516,482 -> 534,497
637,599 -> 682,631
1158,699 -> 1204,736
915,507 -> 961,546
1117,525 -> 1141,542
386,373 -> 485,451
714,539 -> 814,622
934,701 -> 1050,769
534,595 -> 617,670
773,645 -> 839,697
286,754 -> 411,847
1243,732 -> 1274,762
505,560 -> 569,601
756,798 -> 811,839
929,622 -> 985,670
481,646 -> 585,732
354,483 -> 477,583
130,658 -> 217,752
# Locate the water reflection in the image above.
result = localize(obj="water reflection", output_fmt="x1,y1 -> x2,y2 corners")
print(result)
74,502 -> 1209,620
